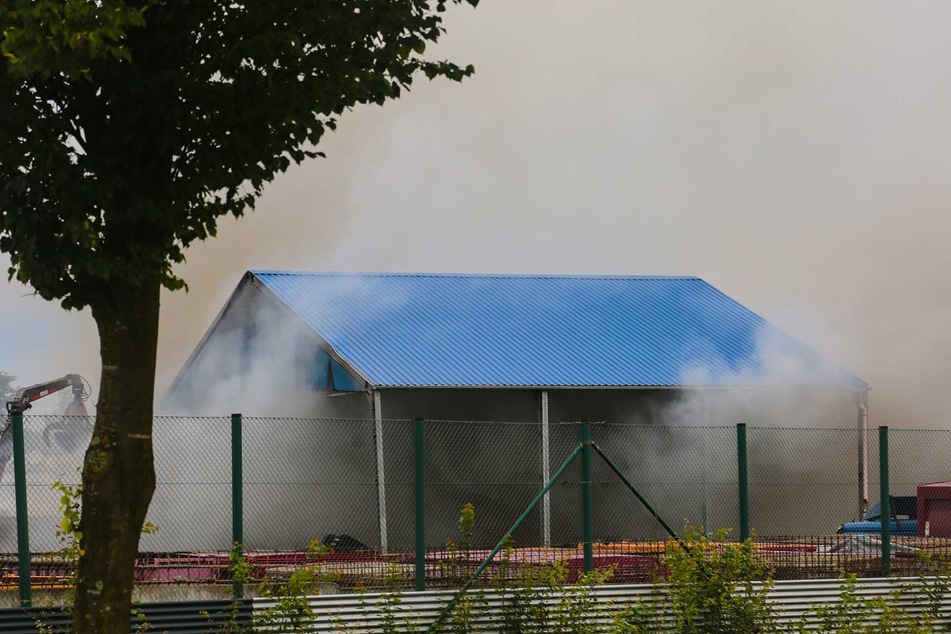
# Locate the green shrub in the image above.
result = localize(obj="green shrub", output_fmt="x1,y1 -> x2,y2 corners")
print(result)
798,574 -> 950,634
613,600 -> 667,634
615,527 -> 775,634
252,537 -> 341,633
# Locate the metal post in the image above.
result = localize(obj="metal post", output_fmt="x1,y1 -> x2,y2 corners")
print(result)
737,423 -> 750,541
581,421 -> 594,574
231,413 -> 244,600
856,394 -> 869,519
540,391 -> 551,547
373,390 -> 388,551
880,425 -> 890,576
701,391 -> 709,531
414,417 -> 426,591
12,413 -> 31,607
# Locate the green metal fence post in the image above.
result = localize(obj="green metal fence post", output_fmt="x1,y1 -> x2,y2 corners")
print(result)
414,417 -> 426,591
231,412 -> 244,599
12,413 -> 31,607
581,421 -> 594,574
879,425 -> 890,576
737,423 -> 750,541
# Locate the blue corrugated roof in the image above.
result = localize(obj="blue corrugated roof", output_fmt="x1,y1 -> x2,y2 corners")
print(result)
249,271 -> 867,389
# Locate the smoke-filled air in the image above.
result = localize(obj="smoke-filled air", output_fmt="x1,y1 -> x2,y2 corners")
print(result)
1,1 -> 950,428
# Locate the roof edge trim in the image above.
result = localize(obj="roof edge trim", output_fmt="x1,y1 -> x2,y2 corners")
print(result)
370,384 -> 869,392
249,270 -> 702,281
248,272 -> 375,390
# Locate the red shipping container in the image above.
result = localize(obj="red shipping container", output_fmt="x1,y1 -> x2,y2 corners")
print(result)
917,481 -> 951,537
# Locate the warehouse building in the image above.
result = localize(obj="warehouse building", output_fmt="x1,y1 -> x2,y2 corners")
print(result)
160,271 -> 868,550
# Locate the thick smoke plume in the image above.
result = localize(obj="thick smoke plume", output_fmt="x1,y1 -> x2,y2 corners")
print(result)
1,1 -> 950,431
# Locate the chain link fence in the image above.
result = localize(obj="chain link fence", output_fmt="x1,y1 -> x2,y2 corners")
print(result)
2,415 -> 951,604
748,427 -> 875,536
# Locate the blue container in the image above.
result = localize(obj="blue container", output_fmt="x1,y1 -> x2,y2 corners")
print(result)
839,519 -> 918,537
838,496 -> 917,536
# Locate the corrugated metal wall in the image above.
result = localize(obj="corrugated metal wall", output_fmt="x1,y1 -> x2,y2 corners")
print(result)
0,599 -> 251,634
2,577 -> 948,632
252,577 -> 951,633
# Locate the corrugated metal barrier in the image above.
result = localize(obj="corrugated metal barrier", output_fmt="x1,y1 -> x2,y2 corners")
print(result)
1,577 -> 949,632
0,599 -> 251,634
252,577 -> 951,632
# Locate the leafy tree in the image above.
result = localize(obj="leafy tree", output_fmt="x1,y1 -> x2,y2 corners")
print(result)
0,1 -> 477,631
0,371 -> 16,404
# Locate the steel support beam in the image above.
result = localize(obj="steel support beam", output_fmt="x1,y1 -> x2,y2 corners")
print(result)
373,390 -> 388,551
541,391 -> 551,547
856,392 -> 869,519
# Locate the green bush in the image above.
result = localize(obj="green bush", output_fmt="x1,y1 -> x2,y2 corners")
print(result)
616,527 -> 775,634
797,574 -> 950,634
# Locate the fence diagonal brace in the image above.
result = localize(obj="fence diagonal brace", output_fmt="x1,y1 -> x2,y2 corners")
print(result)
591,442 -> 688,551
426,443 -> 584,634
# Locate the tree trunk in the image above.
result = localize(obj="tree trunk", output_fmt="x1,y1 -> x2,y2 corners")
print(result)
73,276 -> 160,634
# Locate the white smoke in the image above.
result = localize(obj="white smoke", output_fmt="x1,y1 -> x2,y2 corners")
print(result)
2,1 -> 951,431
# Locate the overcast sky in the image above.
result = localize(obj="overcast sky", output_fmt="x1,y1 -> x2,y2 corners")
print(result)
2,1 -> 951,426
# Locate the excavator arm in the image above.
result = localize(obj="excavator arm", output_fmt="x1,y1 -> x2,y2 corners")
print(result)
0,374 -> 91,482
6,373 -> 87,416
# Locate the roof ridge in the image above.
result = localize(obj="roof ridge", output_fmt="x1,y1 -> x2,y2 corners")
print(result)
250,270 -> 702,281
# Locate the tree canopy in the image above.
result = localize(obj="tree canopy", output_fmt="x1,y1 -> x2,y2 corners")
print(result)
1,2 -> 478,630
1,0 -> 476,309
